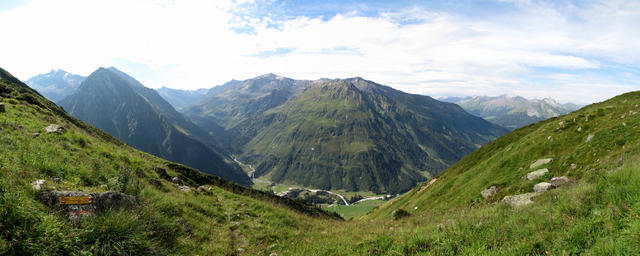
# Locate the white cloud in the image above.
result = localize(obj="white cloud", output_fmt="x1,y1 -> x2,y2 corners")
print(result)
0,0 -> 639,104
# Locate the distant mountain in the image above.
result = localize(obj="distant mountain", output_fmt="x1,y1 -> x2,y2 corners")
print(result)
187,75 -> 508,194
157,87 -> 208,111
25,69 -> 85,102
59,67 -> 251,185
441,95 -> 581,130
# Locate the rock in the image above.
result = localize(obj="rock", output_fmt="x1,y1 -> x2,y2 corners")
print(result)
577,127 -> 582,132
31,179 -> 46,190
270,253 -> 278,256
570,163 -> 577,169
0,103 -> 5,113
586,133 -> 595,142
30,132 -> 40,137
530,158 -> 553,169
177,185 -> 190,192
171,176 -> 181,183
481,186 -> 498,199
45,124 -> 65,134
533,182 -> 553,192
38,190 -> 136,221
526,168 -> 549,180
391,209 -> 411,220
502,192 -> 540,207
550,176 -> 570,187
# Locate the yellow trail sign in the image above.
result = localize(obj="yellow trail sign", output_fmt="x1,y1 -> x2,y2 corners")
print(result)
59,196 -> 91,205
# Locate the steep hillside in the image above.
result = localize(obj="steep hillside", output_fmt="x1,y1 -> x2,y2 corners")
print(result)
157,87 -> 208,111
59,67 -> 251,185
443,95 -> 580,130
239,78 -> 507,194
372,90 -> 640,218
25,69 -> 85,103
0,67 -> 340,255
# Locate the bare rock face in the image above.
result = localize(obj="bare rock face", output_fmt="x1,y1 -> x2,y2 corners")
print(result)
533,182 -> 553,192
550,176 -> 570,187
45,124 -> 65,134
481,186 -> 498,199
502,192 -> 540,207
530,158 -> 553,169
526,168 -> 549,180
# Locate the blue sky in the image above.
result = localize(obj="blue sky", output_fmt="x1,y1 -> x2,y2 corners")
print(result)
1,0 -> 639,104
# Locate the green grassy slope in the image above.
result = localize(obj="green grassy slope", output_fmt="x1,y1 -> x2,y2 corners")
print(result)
0,68 -> 340,255
370,90 -> 640,217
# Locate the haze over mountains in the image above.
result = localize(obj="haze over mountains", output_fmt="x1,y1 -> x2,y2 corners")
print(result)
441,95 -> 581,130
57,67 -> 251,185
25,69 -> 86,103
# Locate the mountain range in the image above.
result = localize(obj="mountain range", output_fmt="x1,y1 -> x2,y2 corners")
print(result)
58,67 -> 251,185
441,95 -> 581,130
25,69 -> 86,103
185,75 -> 508,194
157,87 -> 208,111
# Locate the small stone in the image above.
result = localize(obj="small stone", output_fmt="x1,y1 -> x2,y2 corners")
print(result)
586,133 -> 595,142
530,158 -> 553,169
502,192 -> 540,207
533,182 -> 553,192
577,127 -> 582,132
171,176 -> 181,183
480,186 -> 498,199
570,163 -> 577,169
30,132 -> 40,137
31,179 -> 45,190
45,124 -> 65,134
269,253 -> 278,256
526,168 -> 549,180
178,185 -> 190,192
550,176 -> 570,187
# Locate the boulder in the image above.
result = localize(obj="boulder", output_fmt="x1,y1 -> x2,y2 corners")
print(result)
31,179 -> 46,190
45,124 -> 65,134
530,158 -> 553,169
533,182 -> 553,192
502,192 -> 540,207
38,190 -> 136,221
481,186 -> 498,199
550,176 -> 570,187
526,168 -> 549,180
171,176 -> 181,183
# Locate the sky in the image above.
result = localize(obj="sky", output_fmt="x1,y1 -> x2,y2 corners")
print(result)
1,0 -> 639,104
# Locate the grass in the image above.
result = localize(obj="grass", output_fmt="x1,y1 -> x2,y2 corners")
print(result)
2,68 -> 640,255
323,199 -> 386,219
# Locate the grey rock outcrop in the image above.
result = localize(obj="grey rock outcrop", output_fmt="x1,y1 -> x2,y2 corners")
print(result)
533,182 -> 553,192
481,186 -> 498,199
45,124 -> 65,134
530,158 -> 553,169
38,190 -> 136,221
550,176 -> 570,187
31,179 -> 46,190
526,168 -> 549,180
502,192 -> 540,207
